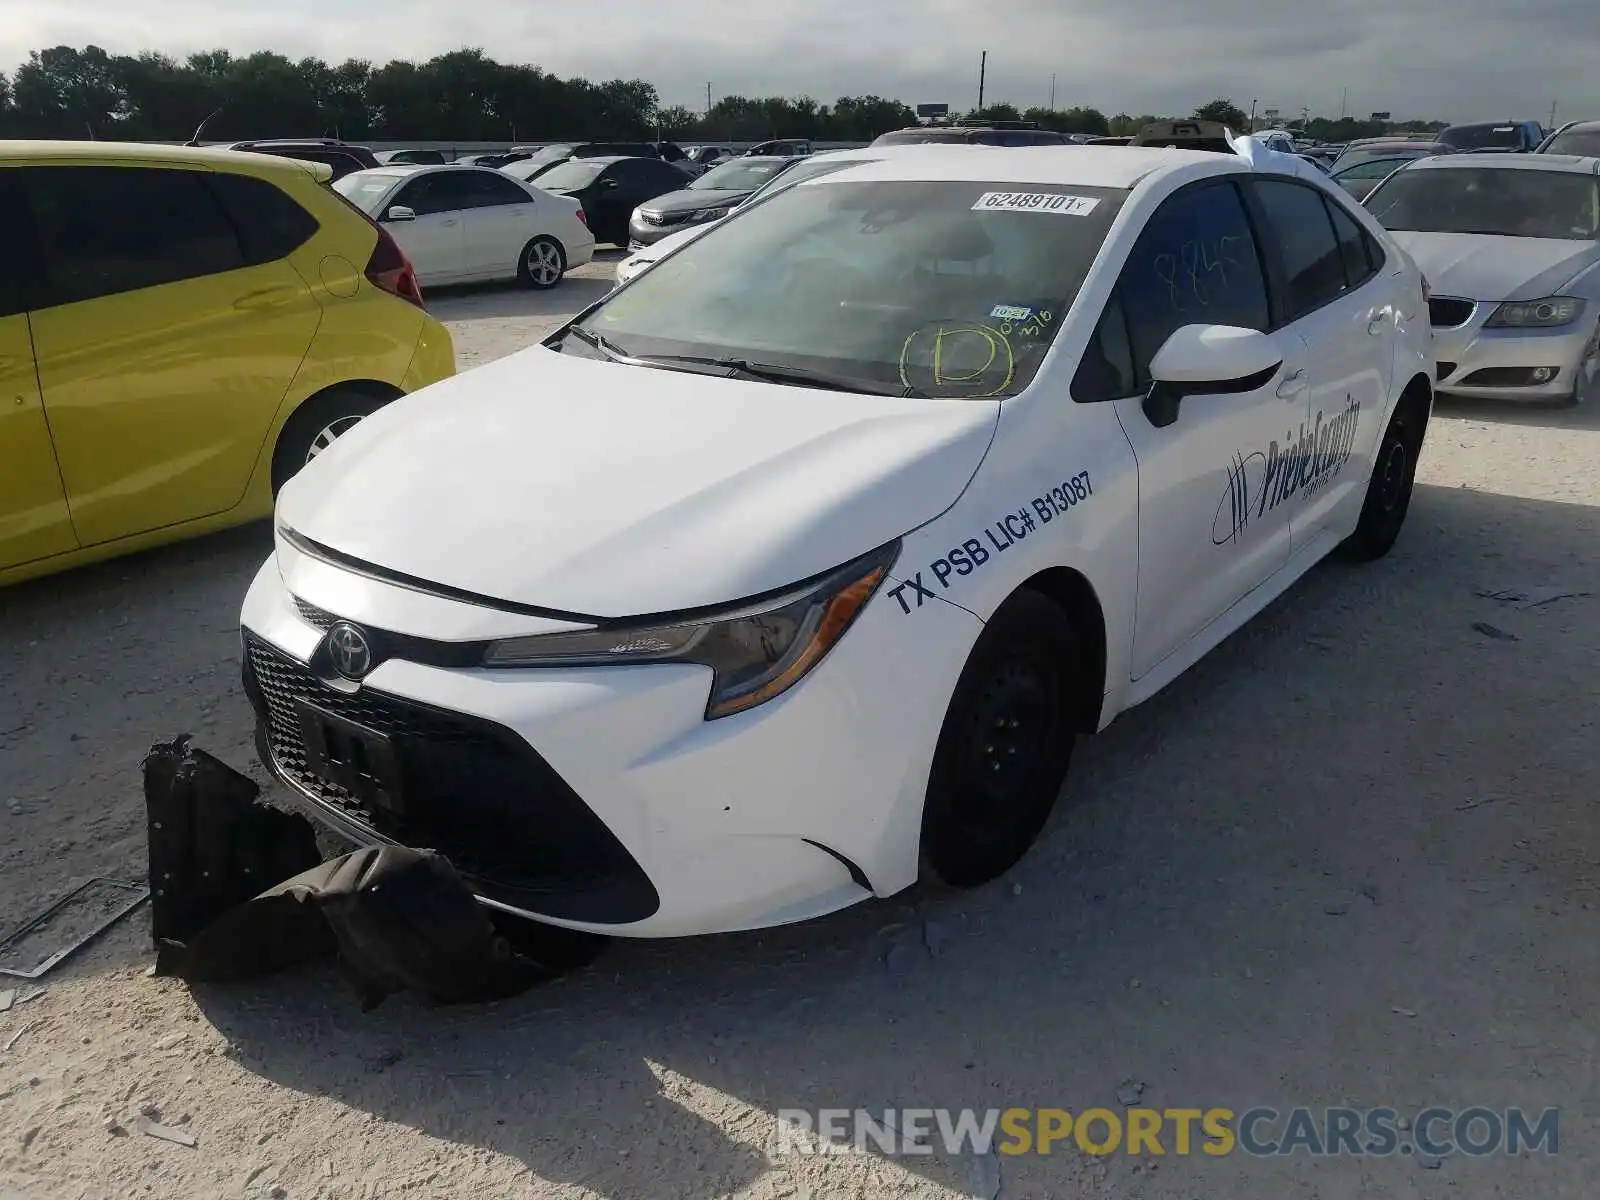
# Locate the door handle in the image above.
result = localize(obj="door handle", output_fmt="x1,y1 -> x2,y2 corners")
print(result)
233,286 -> 299,311
1367,313 -> 1388,336
1276,369 -> 1308,399
441,219 -> 459,227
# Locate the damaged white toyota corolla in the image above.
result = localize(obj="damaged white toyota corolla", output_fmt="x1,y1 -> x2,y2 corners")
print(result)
241,146 -> 1434,938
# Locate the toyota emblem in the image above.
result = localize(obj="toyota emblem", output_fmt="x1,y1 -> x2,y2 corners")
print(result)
326,622 -> 374,680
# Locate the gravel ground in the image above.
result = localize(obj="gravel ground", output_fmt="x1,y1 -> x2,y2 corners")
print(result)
2,250 -> 1598,1199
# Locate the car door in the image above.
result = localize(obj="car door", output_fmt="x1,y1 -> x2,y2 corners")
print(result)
1079,179 -> 1301,679
1243,178 -> 1392,552
24,162 -> 322,546
0,169 -> 76,570
459,172 -> 540,278
384,172 -> 472,283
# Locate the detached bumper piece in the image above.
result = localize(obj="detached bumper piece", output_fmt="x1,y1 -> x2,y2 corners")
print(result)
142,736 -> 599,1011
242,634 -> 660,926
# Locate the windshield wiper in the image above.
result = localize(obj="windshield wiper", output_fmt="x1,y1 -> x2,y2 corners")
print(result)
559,325 -> 629,360
643,354 -> 921,397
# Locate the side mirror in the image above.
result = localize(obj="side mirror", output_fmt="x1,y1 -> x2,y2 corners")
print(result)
385,205 -> 416,222
1142,324 -> 1283,429
602,178 -> 619,189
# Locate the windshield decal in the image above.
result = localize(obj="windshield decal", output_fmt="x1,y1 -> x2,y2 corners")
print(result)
888,472 -> 1095,614
973,192 -> 1101,216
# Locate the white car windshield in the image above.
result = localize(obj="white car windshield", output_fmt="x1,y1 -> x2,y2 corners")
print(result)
1368,168 -> 1600,239
572,178 -> 1128,398
691,160 -> 791,192
332,172 -> 403,214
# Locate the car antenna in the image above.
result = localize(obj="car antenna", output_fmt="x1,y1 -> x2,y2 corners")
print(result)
186,107 -> 224,148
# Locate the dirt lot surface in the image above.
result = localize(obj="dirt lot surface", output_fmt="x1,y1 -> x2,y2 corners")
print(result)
2,250 -> 1598,1198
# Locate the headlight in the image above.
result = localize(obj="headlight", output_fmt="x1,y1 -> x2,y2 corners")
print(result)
692,206 -> 731,222
482,541 -> 900,719
1484,296 -> 1585,328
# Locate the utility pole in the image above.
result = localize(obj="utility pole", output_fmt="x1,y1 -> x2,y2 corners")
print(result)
1339,87 -> 1347,120
1550,99 -> 1559,129
1249,98 -> 1257,132
978,50 -> 987,112
706,82 -> 712,114
1049,73 -> 1056,110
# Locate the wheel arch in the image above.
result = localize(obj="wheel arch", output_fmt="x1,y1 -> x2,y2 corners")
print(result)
1011,566 -> 1109,733
268,378 -> 406,491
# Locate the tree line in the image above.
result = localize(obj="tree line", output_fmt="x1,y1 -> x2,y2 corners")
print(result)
0,45 -> 1442,146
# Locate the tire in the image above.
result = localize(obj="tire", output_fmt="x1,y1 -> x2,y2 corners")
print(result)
270,388 -> 394,496
1339,391 -> 1425,562
518,235 -> 566,290
920,590 -> 1081,888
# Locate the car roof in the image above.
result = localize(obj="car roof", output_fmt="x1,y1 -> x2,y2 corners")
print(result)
1443,120 -> 1534,130
1549,120 -> 1600,134
1409,151 -> 1600,174
790,144 -> 1244,189
343,163 -> 517,181
0,138 -> 331,178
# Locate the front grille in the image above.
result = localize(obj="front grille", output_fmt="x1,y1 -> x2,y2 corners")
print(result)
242,634 -> 659,924
1429,296 -> 1475,328
293,597 -> 337,630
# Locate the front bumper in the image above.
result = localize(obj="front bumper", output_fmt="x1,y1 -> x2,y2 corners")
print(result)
626,211 -> 712,247
1430,299 -> 1598,401
238,545 -> 983,937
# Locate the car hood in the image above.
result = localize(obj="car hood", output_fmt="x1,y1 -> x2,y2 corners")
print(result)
1389,231 -> 1600,301
276,347 -> 998,618
642,187 -> 749,215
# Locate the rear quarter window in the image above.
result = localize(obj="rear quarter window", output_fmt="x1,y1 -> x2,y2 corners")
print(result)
208,172 -> 320,264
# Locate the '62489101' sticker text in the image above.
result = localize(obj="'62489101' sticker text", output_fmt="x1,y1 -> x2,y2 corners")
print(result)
972,192 -> 1101,216
888,472 -> 1094,615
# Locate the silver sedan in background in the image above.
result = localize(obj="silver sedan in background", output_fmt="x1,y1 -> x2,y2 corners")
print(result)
1365,152 -> 1600,405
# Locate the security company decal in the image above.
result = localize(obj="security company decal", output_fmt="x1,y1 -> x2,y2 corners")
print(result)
889,471 -> 1093,615
972,192 -> 1101,216
1214,398 -> 1360,546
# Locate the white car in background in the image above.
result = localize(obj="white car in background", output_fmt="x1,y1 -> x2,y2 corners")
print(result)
244,146 -> 1432,939
613,146 -> 950,286
1364,152 -> 1600,405
333,164 -> 595,289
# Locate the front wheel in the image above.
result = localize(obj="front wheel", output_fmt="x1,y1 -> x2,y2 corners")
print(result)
920,591 -> 1081,888
518,236 -> 566,289
1340,393 -> 1424,561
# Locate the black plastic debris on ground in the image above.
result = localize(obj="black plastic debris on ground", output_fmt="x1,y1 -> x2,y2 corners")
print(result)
143,736 -> 603,1010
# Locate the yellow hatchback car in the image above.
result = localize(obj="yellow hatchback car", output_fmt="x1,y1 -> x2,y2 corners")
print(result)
0,141 -> 455,586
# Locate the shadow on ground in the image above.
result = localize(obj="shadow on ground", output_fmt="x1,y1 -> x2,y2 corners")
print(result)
138,482 -> 1600,1198
1433,391 -> 1600,431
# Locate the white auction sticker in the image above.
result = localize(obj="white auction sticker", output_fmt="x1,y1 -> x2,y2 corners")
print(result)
972,191 -> 1101,215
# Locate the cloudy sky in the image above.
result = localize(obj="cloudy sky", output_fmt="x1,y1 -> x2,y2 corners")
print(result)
5,0 -> 1598,124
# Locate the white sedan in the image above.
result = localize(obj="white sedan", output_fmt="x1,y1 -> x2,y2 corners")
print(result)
333,165 -> 595,289
243,146 -> 1433,939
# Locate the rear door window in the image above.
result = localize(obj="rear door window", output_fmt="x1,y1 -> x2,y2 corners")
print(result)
28,165 -> 246,307
208,171 -> 320,264
1326,198 -> 1379,290
1248,178 -> 1347,320
463,172 -> 533,208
